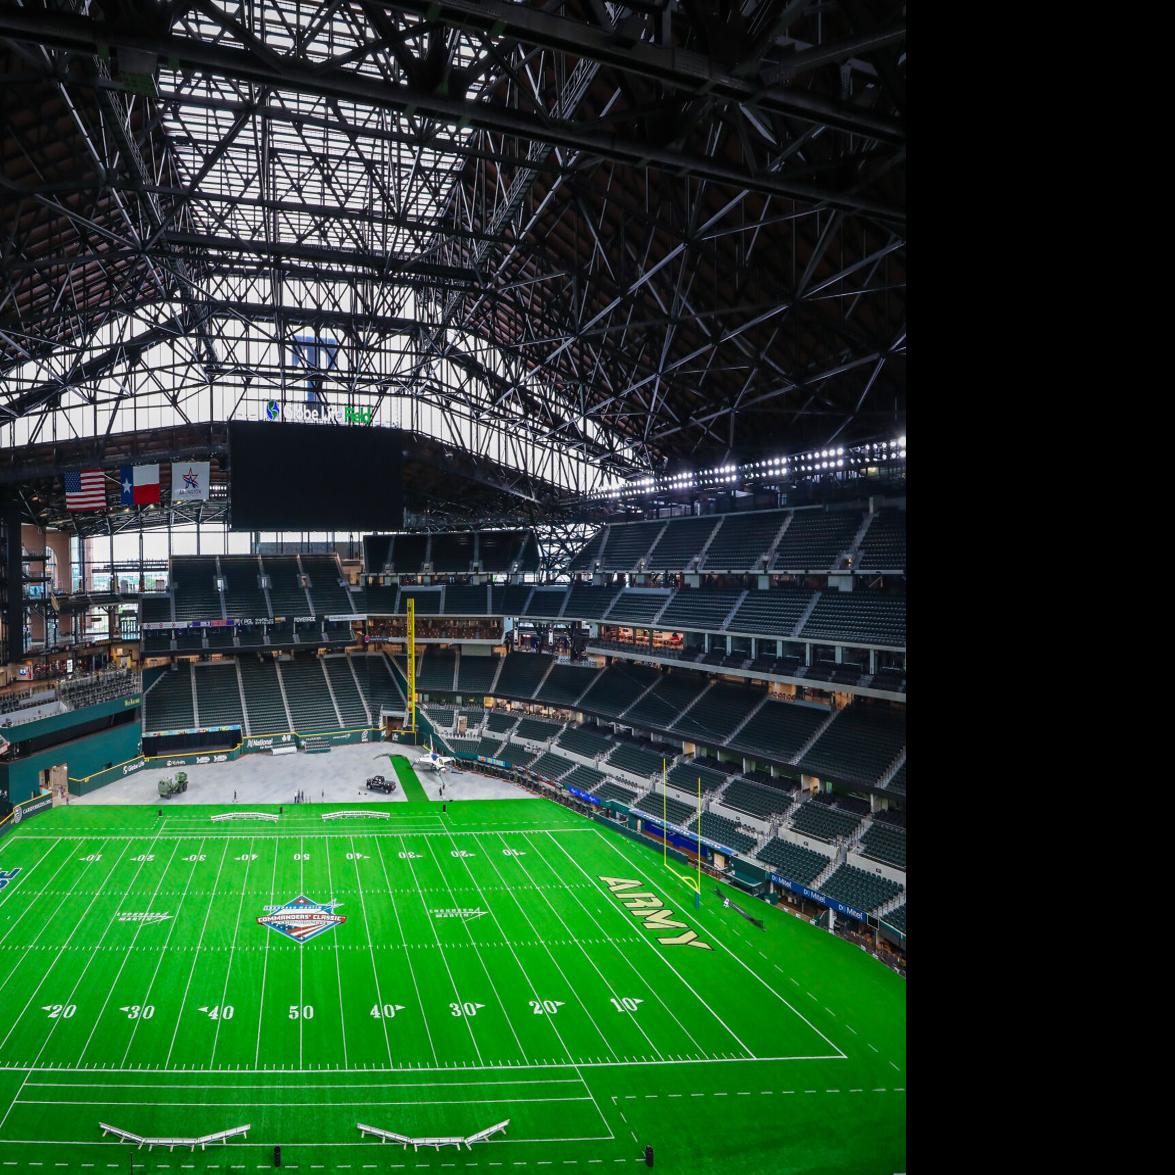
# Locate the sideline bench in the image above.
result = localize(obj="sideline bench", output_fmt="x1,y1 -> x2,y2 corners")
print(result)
357,1119 -> 509,1150
99,1122 -> 250,1151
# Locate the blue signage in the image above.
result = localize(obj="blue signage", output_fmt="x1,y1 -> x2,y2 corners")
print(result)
768,873 -> 867,923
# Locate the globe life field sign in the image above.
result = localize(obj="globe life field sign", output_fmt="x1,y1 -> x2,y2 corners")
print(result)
227,420 -> 404,529
262,401 -> 375,425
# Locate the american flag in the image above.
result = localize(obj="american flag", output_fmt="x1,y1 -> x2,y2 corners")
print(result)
64,469 -> 106,510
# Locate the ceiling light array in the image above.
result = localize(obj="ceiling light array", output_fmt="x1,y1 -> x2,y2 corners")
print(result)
589,437 -> 906,501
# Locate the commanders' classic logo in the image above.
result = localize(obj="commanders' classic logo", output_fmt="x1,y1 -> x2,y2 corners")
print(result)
257,895 -> 345,943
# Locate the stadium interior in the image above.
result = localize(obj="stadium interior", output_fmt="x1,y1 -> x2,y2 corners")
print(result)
0,2 -> 905,1170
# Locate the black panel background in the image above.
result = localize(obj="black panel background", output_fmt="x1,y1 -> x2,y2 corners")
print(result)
228,422 -> 403,529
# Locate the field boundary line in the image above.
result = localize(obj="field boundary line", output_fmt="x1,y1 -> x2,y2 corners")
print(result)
590,830 -> 847,1059
5,1053 -> 836,1075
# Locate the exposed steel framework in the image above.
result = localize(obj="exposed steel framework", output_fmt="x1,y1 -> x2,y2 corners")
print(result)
1,0 -> 905,510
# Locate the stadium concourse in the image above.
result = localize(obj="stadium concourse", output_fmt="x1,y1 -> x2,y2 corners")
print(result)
0,0 -> 905,1169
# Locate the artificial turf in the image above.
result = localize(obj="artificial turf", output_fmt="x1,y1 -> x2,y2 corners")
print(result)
388,754 -> 431,802
0,797 -> 905,1173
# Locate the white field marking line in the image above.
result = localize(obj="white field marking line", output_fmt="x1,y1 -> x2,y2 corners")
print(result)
27,1077 -> 587,1090
0,838 -> 64,912
0,1070 -> 29,1138
75,836 -> 184,1065
322,835 -> 349,1069
120,836 -> 208,1065
16,1095 -> 597,1110
253,839 -> 281,1069
210,835 -> 256,1068
164,838 -> 231,1066
422,835 -> 530,1064
540,832 -> 744,1060
396,833 -> 484,1066
9,828 -> 596,842
477,837 -> 631,1061
351,835 -> 398,1069
591,831 -> 847,1060
495,833 -> 665,1064
0,830 -> 165,1131
0,837 -> 132,1056
0,838 -> 99,983
462,839 -> 613,1143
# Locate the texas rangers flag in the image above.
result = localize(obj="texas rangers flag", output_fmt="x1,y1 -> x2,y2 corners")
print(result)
171,461 -> 210,501
120,464 -> 160,506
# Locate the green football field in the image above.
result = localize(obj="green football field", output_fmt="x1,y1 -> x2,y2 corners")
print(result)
0,788 -> 905,1173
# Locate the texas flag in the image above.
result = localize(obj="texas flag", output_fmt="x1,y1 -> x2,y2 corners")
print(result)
120,464 -> 161,506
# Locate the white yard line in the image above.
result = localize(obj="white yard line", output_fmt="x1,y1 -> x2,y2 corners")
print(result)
164,839 -> 231,1066
0,838 -> 130,1054
536,833 -> 730,1059
0,839 -> 95,968
421,836 -> 530,1064
0,838 -> 65,911
210,836 -> 256,1067
2,1053 -> 835,1076
253,842 -> 281,1069
471,835 -> 619,1060
495,833 -> 666,1063
472,837 -> 616,1142
369,838 -> 436,1066
322,835 -> 350,1070
0,1070 -> 29,1136
75,837 -> 183,1065
586,830 -> 846,1059
395,835 -> 484,1066
345,834 -> 395,1069
120,837 -> 207,1065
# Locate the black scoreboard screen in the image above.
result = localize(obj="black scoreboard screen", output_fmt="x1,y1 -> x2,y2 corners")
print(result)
228,421 -> 404,530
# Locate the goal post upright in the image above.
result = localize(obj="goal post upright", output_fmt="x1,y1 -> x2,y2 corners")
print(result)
696,774 -> 702,908
662,758 -> 667,867
406,596 -> 417,739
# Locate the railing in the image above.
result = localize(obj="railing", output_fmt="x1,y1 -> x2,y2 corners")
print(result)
210,812 -> 279,822
322,810 -> 390,821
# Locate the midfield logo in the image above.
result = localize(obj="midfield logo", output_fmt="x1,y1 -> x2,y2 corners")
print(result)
257,895 -> 346,943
